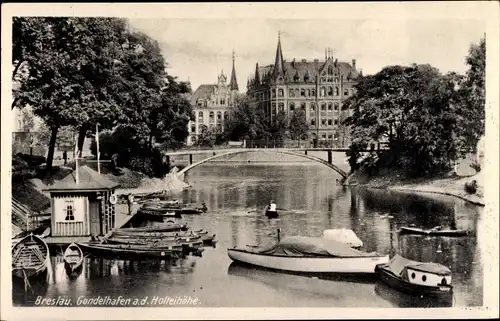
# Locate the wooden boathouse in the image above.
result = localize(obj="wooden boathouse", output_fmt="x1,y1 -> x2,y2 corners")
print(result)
43,165 -> 120,237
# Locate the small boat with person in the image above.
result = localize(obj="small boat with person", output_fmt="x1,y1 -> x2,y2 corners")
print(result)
264,200 -> 278,218
399,226 -> 470,237
375,254 -> 453,298
12,234 -> 50,280
63,243 -> 84,273
227,234 -> 389,274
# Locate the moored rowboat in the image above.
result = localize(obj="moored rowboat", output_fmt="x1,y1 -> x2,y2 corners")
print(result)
78,242 -> 184,259
63,243 -> 84,273
399,226 -> 470,237
114,223 -> 188,234
12,234 -> 50,279
227,236 -> 389,274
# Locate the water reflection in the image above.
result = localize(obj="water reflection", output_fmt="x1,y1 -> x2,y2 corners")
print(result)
13,163 -> 483,307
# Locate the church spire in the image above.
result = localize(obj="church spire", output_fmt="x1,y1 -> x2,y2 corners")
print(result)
254,62 -> 260,85
273,31 -> 285,79
229,49 -> 239,91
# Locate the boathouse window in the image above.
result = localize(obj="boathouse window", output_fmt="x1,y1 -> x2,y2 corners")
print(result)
64,200 -> 75,221
411,272 -> 416,279
422,275 -> 427,282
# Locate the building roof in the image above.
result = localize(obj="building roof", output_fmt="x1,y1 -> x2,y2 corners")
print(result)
44,165 -> 120,192
255,60 -> 359,84
190,84 -> 217,105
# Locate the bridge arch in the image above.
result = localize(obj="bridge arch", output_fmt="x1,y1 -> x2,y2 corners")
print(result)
176,149 -> 348,179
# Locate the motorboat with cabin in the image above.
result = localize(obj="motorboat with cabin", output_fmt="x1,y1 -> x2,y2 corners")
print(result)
375,254 -> 453,298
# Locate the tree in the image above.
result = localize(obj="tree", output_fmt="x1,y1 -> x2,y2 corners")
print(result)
344,63 -> 484,176
288,109 -> 309,147
197,125 -> 218,147
12,17 -> 131,172
223,95 -> 269,141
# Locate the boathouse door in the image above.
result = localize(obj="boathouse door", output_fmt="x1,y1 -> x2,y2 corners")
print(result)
89,200 -> 101,236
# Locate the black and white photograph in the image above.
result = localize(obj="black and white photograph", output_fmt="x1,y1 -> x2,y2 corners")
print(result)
1,2 -> 498,320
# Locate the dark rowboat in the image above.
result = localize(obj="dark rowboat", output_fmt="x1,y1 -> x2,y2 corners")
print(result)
78,242 -> 184,260
114,223 -> 188,234
12,234 -> 50,279
399,226 -> 470,237
105,234 -> 203,245
375,254 -> 453,298
109,229 -> 217,246
63,243 -> 84,273
138,207 -> 181,218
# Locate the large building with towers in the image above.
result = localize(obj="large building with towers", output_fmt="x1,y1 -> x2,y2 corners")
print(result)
186,52 -> 239,146
246,34 -> 361,147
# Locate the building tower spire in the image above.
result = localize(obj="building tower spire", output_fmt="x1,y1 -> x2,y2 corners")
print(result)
273,31 -> 285,79
254,62 -> 260,85
229,49 -> 239,91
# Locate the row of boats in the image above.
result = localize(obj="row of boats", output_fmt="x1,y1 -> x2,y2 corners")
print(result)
11,221 -> 216,282
227,228 -> 455,300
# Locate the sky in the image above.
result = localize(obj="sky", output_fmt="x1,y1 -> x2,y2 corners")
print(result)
128,18 -> 486,93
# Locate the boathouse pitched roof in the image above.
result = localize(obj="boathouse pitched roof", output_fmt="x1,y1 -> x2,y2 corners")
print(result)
44,165 -> 120,192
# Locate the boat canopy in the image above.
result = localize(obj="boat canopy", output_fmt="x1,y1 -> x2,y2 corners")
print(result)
322,229 -> 363,248
387,255 -> 452,276
258,236 -> 377,257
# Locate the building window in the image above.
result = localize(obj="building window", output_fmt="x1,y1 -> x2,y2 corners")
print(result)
217,111 -> 222,120
289,102 -> 295,111
328,134 -> 333,139
311,119 -> 316,126
335,86 -> 340,96
289,89 -> 295,97
278,103 -> 284,112
307,89 -> 311,96
310,103 -> 316,112
320,87 -> 326,97
278,88 -> 284,97
209,111 -> 215,122
311,89 -> 316,96
295,88 -> 300,96
328,119 -> 333,126
344,89 -> 349,96
334,119 -> 339,125
322,119 -> 327,126
300,103 -> 306,110
328,87 -> 333,96
301,89 -> 306,97
198,111 -> 204,118
191,135 -> 197,143
334,103 -> 339,111
224,112 -> 229,120
272,89 -> 276,97
64,200 -> 75,221
220,98 -> 225,105
328,77 -> 333,82
328,65 -> 333,74
322,134 -> 326,140
197,99 -> 203,107
328,103 -> 333,111
334,77 -> 339,82
191,124 -> 196,132
321,103 -> 326,111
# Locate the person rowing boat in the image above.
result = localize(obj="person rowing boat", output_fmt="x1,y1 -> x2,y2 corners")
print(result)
265,200 -> 278,219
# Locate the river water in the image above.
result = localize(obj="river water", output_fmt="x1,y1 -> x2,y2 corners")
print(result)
13,161 -> 484,308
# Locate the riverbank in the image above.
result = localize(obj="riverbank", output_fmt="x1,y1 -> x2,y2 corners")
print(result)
344,168 -> 484,206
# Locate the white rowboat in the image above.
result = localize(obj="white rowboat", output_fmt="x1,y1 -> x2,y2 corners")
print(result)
227,236 -> 389,274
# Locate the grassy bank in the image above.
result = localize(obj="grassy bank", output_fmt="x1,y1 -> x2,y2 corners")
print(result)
344,167 -> 484,206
